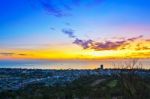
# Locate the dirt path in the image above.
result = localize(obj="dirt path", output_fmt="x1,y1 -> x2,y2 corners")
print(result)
91,79 -> 106,87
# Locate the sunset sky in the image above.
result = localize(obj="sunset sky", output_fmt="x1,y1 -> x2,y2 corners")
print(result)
0,0 -> 150,60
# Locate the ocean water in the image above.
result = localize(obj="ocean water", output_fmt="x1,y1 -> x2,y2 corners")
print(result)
0,59 -> 150,69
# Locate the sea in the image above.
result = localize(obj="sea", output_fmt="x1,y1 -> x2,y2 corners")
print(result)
0,59 -> 149,69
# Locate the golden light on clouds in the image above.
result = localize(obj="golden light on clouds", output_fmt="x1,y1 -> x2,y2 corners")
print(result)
0,38 -> 150,60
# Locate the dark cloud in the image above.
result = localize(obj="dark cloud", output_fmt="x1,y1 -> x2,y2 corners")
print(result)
0,53 -> 14,56
18,54 -> 27,56
0,53 -> 28,56
40,0 -> 70,17
127,35 -> 143,41
91,40 -> 126,50
62,27 -> 146,51
71,35 -> 147,51
73,38 -> 126,50
39,0 -> 104,17
73,38 -> 93,49
62,28 -> 76,38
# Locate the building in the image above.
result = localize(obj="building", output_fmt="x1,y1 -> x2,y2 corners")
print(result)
100,64 -> 104,69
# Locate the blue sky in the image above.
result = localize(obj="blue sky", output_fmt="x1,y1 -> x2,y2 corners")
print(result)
0,0 -> 150,60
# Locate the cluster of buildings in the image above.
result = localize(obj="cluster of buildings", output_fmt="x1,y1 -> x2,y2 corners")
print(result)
0,66 -> 149,92
0,68 -> 98,91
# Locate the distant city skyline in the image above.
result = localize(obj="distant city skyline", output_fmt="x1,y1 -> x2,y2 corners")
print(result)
0,0 -> 150,60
